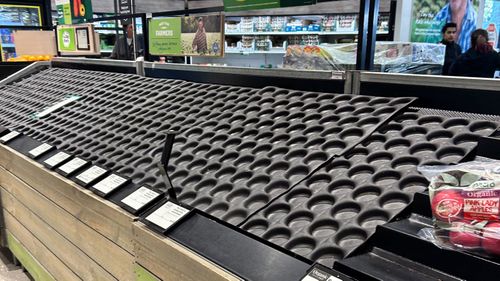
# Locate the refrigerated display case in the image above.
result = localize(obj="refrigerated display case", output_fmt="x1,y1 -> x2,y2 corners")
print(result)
0,4 -> 42,62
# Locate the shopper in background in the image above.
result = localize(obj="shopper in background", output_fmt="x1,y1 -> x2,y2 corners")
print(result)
110,23 -> 144,60
192,17 -> 208,54
435,0 -> 477,51
440,22 -> 462,75
450,29 -> 500,78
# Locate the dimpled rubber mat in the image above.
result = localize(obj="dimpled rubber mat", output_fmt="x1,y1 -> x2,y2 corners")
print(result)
163,89 -> 415,225
241,109 -> 499,267
0,67 -> 415,227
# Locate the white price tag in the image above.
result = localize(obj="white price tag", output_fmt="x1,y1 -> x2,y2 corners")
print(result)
28,143 -> 53,158
93,174 -> 127,195
302,268 -> 343,281
145,201 -> 190,230
0,131 -> 20,143
121,186 -> 161,211
44,152 -> 71,167
76,166 -> 107,184
58,157 -> 87,174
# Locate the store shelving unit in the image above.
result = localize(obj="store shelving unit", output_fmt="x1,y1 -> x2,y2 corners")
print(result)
0,4 -> 43,62
225,30 -> 389,36
192,13 -> 390,68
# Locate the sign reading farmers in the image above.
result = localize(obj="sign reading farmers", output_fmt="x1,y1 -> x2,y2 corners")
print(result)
410,0 -> 480,51
149,18 -> 182,55
56,0 -> 93,24
149,15 -> 224,57
118,0 -> 132,25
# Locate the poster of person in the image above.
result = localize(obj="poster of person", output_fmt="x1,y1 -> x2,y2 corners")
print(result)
411,0 -> 480,51
149,15 -> 223,57
181,15 -> 223,56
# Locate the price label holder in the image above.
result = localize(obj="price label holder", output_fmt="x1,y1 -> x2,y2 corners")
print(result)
90,173 -> 130,198
119,185 -> 163,215
301,264 -> 355,281
73,165 -> 109,188
0,131 -> 21,144
43,151 -> 73,170
142,200 -> 193,234
55,157 -> 90,177
28,143 -> 55,159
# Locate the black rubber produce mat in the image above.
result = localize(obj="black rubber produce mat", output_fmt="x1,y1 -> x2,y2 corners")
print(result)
1,67 -> 498,270
0,68 -> 415,226
242,108 -> 499,266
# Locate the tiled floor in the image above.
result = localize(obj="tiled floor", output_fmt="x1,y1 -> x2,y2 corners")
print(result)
0,248 -> 31,281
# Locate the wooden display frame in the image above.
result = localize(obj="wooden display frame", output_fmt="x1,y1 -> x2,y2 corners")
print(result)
0,144 -> 239,281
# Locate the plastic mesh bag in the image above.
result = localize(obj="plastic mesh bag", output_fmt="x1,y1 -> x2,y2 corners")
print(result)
417,160 -> 500,256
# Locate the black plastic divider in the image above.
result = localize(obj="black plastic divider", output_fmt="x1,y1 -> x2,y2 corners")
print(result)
138,193 -> 317,281
0,62 -> 31,80
477,134 -> 500,160
167,208 -> 312,281
359,82 -> 500,116
145,67 -> 345,93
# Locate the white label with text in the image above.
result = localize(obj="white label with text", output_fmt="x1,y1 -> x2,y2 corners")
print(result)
145,201 -> 189,230
44,152 -> 71,167
121,186 -> 161,210
76,166 -> 107,184
93,174 -> 127,195
28,143 -> 53,157
58,157 -> 87,174
0,131 -> 20,143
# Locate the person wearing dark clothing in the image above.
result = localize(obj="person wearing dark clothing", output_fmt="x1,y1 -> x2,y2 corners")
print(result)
110,24 -> 144,60
450,29 -> 500,78
192,18 -> 208,54
441,22 -> 462,75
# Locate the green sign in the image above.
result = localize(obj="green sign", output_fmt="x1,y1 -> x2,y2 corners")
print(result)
56,0 -> 92,24
224,0 -> 280,12
223,0 -> 315,11
57,27 -> 76,52
149,18 -> 182,55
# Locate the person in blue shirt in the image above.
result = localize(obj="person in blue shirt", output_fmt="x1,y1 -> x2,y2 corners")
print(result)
434,0 -> 477,51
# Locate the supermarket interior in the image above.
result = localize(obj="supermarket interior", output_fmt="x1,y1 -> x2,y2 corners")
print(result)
0,0 -> 499,281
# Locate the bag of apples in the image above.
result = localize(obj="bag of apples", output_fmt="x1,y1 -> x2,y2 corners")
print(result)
418,160 -> 500,256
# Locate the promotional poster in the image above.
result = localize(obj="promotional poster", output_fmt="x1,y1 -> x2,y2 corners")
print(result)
411,0 -> 480,51
149,15 -> 223,57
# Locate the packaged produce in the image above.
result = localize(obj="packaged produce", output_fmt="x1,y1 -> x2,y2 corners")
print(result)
7,54 -> 52,62
418,160 -> 500,256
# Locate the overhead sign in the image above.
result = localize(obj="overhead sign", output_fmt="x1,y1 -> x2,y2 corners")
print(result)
56,0 -> 93,24
223,0 -> 316,11
149,15 -> 224,57
118,0 -> 132,25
